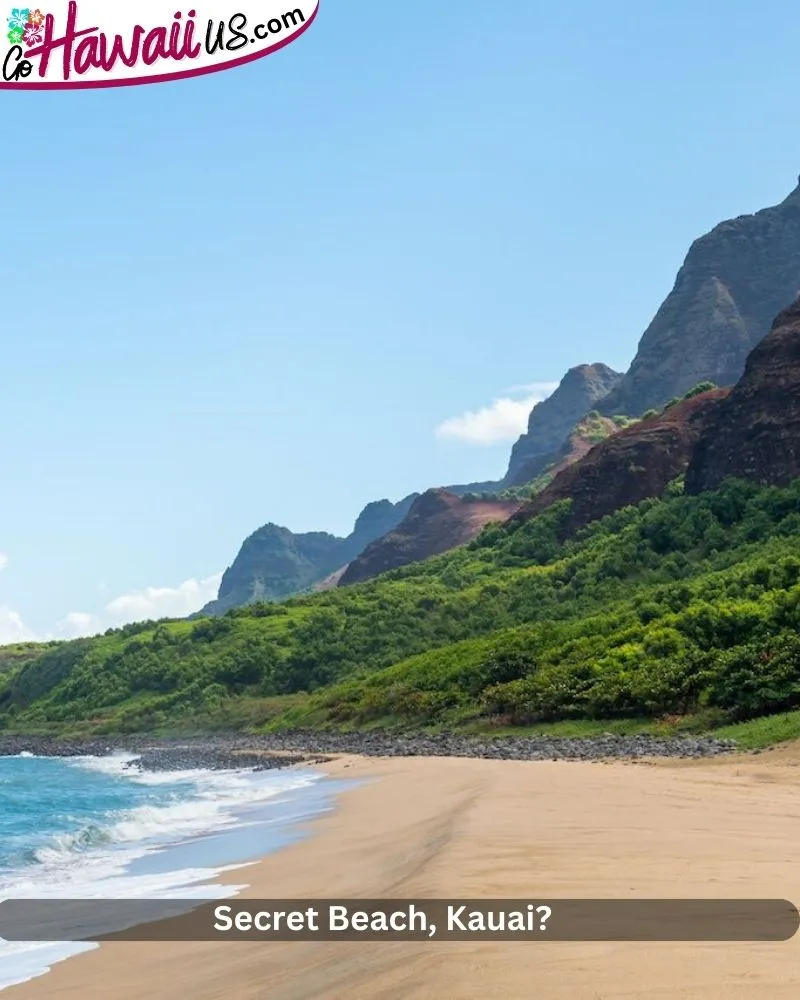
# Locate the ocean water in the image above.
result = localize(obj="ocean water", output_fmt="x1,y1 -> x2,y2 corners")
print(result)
0,751 -> 335,991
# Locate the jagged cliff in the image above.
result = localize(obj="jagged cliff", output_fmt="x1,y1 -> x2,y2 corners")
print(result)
510,291 -> 800,534
599,179 -> 800,416
518,412 -> 632,494
200,493 -> 418,615
200,525 -> 343,615
338,488 -> 522,586
513,389 -> 729,536
503,364 -> 622,487
686,295 -> 800,493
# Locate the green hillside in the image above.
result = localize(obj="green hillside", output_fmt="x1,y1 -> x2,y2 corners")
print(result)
3,476 -> 800,741
0,642 -> 58,675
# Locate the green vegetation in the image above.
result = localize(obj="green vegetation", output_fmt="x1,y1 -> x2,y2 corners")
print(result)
682,380 -> 717,398
709,710 -> 800,749
2,475 -> 800,747
581,410 -> 636,442
0,642 -> 57,674
610,414 -> 634,428
663,381 -> 719,414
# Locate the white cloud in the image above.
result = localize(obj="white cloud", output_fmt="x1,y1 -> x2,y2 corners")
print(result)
104,573 -> 222,623
435,382 -> 558,446
0,572 -> 224,646
56,572 -> 224,639
0,607 -> 38,644
56,612 -> 103,639
499,381 -> 560,396
0,555 -> 38,644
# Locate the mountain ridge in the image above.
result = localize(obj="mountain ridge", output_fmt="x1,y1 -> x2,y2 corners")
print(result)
5,295 -> 800,738
503,363 -> 623,486
200,177 -> 800,613
598,177 -> 800,416
512,386 -> 729,536
200,493 -> 419,615
338,488 -> 522,586
686,295 -> 800,493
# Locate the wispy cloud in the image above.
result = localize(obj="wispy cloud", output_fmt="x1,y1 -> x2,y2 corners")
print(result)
498,381 -> 561,397
0,571 -> 224,646
56,611 -> 103,639
0,607 -> 38,644
104,573 -> 223,623
0,555 -> 35,644
435,382 -> 558,446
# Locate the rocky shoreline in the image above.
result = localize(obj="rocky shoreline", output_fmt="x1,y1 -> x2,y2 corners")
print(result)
0,730 -> 739,771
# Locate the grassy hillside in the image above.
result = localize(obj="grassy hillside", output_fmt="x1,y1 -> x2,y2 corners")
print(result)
3,476 -> 800,739
0,642 -> 57,674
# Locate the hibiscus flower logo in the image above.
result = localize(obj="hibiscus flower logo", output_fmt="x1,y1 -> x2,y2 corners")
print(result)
6,7 -> 46,48
6,7 -> 29,30
22,19 -> 41,44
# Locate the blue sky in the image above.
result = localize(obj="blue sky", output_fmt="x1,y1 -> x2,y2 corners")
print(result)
3,0 -> 800,640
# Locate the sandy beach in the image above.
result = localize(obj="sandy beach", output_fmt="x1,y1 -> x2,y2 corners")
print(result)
8,746 -> 800,1000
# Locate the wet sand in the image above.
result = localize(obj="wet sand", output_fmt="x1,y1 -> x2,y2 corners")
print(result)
9,747 -> 800,999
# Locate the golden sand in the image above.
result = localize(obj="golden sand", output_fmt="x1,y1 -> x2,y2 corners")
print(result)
9,747 -> 800,999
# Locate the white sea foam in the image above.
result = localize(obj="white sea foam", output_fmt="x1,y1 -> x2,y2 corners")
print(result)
0,942 -> 99,992
0,859 -> 249,992
59,752 -> 322,851
66,750 -> 139,776
0,754 -> 325,991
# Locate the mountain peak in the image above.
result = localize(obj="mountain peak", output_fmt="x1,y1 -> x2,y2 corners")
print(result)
199,494 -> 419,615
503,362 -> 622,486
598,178 -> 800,417
781,175 -> 800,204
567,362 -> 619,380
351,494 -> 420,539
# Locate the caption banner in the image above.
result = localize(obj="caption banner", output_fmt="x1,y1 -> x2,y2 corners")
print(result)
0,899 -> 797,942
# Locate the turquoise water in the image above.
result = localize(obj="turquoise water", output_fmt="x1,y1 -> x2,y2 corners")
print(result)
0,755 -> 213,876
0,752 -> 332,991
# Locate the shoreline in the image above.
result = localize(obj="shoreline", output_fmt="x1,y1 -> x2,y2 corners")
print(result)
0,729 -> 739,766
6,746 -> 800,999
0,735 -> 330,773
0,753 -> 341,993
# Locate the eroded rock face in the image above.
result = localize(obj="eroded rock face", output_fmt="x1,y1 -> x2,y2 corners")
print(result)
524,413 -> 628,490
686,296 -> 800,493
513,390 -> 729,535
200,524 -> 345,615
504,363 -> 623,486
599,179 -> 800,416
338,488 -> 522,585
200,493 -> 419,614
349,498 -> 419,544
